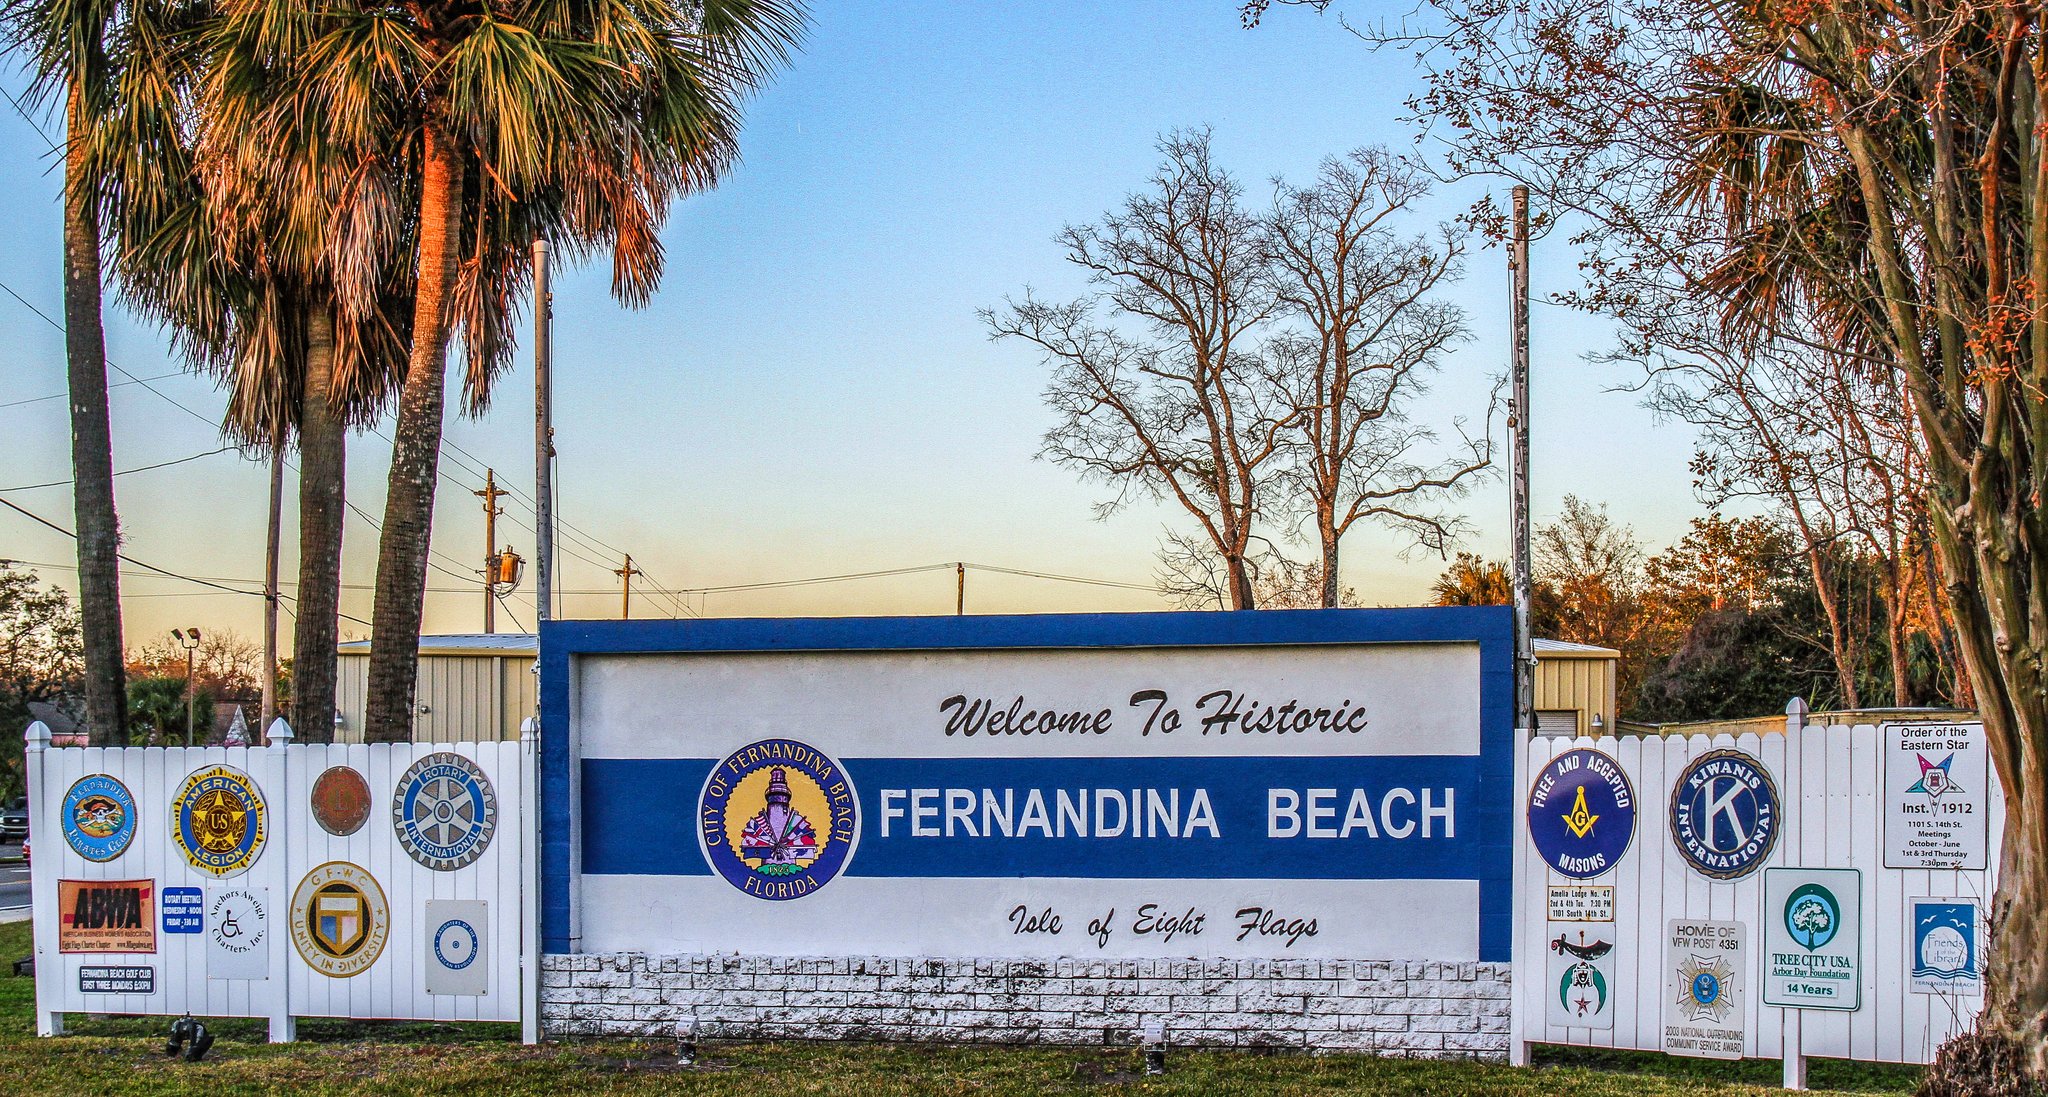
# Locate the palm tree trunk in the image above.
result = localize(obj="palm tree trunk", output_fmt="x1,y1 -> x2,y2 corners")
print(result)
64,80 -> 126,746
365,123 -> 463,741
292,303 -> 344,744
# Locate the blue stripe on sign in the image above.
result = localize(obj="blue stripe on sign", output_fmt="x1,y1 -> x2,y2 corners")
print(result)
582,755 -> 1483,880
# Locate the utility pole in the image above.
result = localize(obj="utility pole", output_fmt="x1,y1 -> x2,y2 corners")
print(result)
534,238 -> 555,628
615,554 -> 642,620
1509,185 -> 1535,740
475,468 -> 510,633
956,562 -> 965,615
261,448 -> 282,729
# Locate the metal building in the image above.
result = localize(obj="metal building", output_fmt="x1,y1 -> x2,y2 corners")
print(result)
1532,637 -> 1619,737
335,634 -> 537,742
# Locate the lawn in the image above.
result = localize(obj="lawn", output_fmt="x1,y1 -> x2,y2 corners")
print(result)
0,921 -> 1922,1096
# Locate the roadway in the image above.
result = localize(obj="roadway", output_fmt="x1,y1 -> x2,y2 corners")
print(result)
0,841 -> 29,921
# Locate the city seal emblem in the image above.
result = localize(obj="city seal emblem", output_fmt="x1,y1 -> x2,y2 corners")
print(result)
1527,748 -> 1636,880
172,764 -> 267,877
1669,748 -> 1780,880
392,752 -> 497,871
310,765 -> 373,836
699,738 -> 858,900
290,861 -> 388,977
62,773 -> 137,862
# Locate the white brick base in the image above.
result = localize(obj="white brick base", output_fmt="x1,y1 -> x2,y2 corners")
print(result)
540,954 -> 1511,1059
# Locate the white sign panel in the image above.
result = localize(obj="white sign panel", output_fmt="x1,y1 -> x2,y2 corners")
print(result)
1910,898 -> 1983,997
569,637 -> 1510,962
1546,921 -> 1617,1029
1763,868 -> 1861,1010
1884,721 -> 1987,869
1665,919 -> 1747,1059
425,900 -> 489,996
206,885 -> 270,980
1547,885 -> 1614,922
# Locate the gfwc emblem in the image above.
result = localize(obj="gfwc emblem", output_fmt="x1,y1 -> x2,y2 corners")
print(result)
699,739 -> 858,900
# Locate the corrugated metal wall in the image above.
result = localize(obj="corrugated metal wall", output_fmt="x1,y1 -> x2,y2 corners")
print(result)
335,655 -> 534,743
1534,656 -> 1618,737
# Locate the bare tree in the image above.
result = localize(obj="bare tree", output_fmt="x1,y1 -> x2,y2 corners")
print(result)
1266,148 -> 1491,606
986,130 -> 1291,609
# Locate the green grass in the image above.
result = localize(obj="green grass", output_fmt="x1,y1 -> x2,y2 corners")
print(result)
0,920 -> 1922,1095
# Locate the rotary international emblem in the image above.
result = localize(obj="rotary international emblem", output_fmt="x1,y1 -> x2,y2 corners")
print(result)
392,752 -> 497,871
290,861 -> 388,977
172,764 -> 267,877
699,738 -> 858,900
62,773 -> 137,862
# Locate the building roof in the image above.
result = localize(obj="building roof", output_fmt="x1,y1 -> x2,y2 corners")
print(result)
1534,637 -> 1620,659
339,633 -> 538,657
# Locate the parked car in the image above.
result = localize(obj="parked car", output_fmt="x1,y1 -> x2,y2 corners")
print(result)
0,798 -> 25,842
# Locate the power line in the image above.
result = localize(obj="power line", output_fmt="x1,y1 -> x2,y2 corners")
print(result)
0,446 -> 235,492
0,370 -> 187,410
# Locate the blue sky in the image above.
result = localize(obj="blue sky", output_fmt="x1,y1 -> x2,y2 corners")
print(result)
0,1 -> 1701,642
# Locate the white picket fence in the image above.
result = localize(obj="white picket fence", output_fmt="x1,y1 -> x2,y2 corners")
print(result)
1514,723 -> 2002,1079
23,720 -> 539,1042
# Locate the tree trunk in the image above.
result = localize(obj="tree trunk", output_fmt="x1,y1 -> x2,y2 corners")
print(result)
364,123 -> 463,741
292,304 -> 344,744
1320,532 -> 1341,609
1802,542 -> 1863,709
1224,553 -> 1255,610
64,80 -> 126,747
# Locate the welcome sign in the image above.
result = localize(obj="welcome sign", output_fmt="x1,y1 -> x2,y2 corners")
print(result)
544,609 -> 1513,963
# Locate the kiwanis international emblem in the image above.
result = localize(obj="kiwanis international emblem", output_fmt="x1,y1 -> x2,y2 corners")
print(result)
172,765 -> 267,877
1669,749 -> 1779,880
699,739 -> 858,900
1907,753 -> 1962,799
62,773 -> 137,862
393,752 -> 498,871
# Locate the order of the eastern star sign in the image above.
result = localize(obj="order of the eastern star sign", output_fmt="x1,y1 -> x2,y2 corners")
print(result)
740,767 -> 819,872
1907,753 -> 1962,799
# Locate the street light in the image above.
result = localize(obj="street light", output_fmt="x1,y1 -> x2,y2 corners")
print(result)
172,628 -> 202,747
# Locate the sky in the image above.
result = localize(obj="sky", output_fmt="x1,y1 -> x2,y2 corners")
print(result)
0,0 -> 1704,646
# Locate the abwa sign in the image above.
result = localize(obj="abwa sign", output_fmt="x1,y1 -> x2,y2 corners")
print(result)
542,610 -> 1513,964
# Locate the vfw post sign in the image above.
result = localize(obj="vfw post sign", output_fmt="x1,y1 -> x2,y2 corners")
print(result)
543,610 -> 1513,962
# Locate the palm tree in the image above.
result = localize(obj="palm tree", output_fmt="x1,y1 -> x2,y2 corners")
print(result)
0,0 -> 192,743
205,0 -> 803,739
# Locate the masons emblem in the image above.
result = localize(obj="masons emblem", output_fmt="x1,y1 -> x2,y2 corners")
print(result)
699,738 -> 858,901
1527,748 -> 1637,880
62,773 -> 137,862
392,752 -> 497,871
172,764 -> 267,877
290,861 -> 388,977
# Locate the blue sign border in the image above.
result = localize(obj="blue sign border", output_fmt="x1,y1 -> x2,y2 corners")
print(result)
539,606 -> 1515,960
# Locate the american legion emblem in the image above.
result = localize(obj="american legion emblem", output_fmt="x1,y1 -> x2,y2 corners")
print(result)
393,752 -> 498,871
699,738 -> 858,900
310,765 -> 373,836
290,861 -> 389,977
1526,748 -> 1636,880
62,773 -> 137,862
1669,748 -> 1780,880
172,764 -> 267,877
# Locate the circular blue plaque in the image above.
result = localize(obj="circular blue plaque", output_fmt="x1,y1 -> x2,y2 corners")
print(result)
1527,748 -> 1636,879
1669,748 -> 1780,880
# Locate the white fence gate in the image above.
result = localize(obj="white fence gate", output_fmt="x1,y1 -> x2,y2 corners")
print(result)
23,720 -> 538,1042
1514,722 -> 2001,1082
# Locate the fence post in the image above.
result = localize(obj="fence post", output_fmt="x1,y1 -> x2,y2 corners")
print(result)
520,717 -> 541,1045
1781,696 -> 1808,1091
23,720 -> 62,1036
264,717 -> 297,1043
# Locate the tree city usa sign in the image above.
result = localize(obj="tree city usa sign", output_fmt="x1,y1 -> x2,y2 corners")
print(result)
545,612 -> 1513,964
